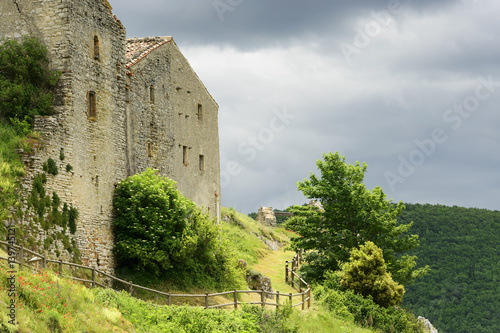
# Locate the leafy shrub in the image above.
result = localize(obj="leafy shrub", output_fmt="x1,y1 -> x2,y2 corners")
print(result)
316,271 -> 424,333
43,157 -> 58,175
0,36 -> 61,125
340,241 -> 405,308
113,169 -> 243,290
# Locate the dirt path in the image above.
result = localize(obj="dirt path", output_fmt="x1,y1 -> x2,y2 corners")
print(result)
240,247 -> 297,304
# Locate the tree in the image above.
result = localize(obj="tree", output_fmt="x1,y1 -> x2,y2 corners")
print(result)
286,152 -> 428,284
0,36 -> 60,126
340,241 -> 405,308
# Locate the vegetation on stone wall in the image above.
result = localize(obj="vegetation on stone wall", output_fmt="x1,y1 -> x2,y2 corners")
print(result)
22,168 -> 80,257
113,169 -> 244,290
0,36 -> 60,127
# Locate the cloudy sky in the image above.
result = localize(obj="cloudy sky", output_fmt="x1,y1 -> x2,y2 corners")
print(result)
112,0 -> 500,214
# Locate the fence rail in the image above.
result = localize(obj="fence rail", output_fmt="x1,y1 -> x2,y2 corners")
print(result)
0,241 -> 311,310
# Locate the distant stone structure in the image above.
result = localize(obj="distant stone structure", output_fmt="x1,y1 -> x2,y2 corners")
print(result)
307,200 -> 324,211
256,206 -> 277,227
0,0 -> 220,274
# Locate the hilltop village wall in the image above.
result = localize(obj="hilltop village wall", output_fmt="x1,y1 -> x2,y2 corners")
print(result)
0,0 -> 221,273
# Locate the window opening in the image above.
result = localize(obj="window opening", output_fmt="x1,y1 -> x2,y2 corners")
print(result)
197,104 -> 203,121
147,142 -> 153,158
150,85 -> 155,104
199,154 -> 205,172
183,146 -> 189,166
93,35 -> 100,60
88,92 -> 97,118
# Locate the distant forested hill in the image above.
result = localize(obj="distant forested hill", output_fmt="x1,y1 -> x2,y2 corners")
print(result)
399,203 -> 500,333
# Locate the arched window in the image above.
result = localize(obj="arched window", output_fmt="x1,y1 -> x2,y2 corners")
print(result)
93,35 -> 100,60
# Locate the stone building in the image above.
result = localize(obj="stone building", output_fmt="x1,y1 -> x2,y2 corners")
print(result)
0,0 -> 221,273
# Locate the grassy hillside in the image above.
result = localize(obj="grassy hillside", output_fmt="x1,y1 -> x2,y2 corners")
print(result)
399,203 -> 500,333
0,206 -> 379,332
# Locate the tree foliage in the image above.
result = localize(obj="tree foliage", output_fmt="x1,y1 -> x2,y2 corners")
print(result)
0,36 -> 60,126
286,152 -> 428,284
113,169 -> 242,289
340,241 -> 405,308
400,203 -> 500,333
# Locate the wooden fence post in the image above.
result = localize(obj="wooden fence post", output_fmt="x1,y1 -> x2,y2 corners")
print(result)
261,290 -> 265,308
91,267 -> 96,288
234,290 -> 238,309
285,261 -> 289,283
129,281 -> 133,295
41,255 -> 46,269
276,291 -> 280,309
168,293 -> 172,306
291,260 -> 295,285
307,285 -> 311,308
59,260 -> 63,275
205,293 -> 209,309
289,293 -> 293,307
301,288 -> 304,310
19,247 -> 23,271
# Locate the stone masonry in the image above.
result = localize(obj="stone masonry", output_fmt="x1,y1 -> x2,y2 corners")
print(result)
256,206 -> 277,227
0,0 -> 221,274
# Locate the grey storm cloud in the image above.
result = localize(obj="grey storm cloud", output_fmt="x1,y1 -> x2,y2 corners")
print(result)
111,0 -> 500,214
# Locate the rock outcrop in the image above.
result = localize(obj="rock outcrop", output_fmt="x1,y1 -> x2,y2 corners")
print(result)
418,316 -> 438,333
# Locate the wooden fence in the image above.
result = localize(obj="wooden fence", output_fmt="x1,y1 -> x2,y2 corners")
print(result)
0,241 -> 311,310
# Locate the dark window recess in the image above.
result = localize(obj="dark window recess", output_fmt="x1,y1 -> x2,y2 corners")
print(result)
150,85 -> 155,104
197,104 -> 203,121
199,154 -> 205,172
183,146 -> 189,166
147,142 -> 153,158
93,35 -> 100,60
88,92 -> 97,118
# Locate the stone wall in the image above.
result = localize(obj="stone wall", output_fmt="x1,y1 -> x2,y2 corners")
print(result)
125,38 -> 221,215
0,0 -> 221,273
1,0 -> 128,273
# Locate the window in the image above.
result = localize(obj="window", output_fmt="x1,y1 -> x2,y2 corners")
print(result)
150,85 -> 155,104
147,142 -> 153,158
88,92 -> 97,118
197,104 -> 203,121
183,146 -> 189,166
199,154 -> 205,172
93,35 -> 100,60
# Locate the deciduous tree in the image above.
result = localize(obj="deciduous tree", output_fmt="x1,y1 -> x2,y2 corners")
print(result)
286,152 -> 428,284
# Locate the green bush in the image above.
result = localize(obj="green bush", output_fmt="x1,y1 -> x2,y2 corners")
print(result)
315,272 -> 424,333
113,168 -> 243,290
0,36 -> 61,125
340,241 -> 405,308
43,157 -> 58,175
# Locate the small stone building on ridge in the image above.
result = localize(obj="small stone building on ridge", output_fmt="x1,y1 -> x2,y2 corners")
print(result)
0,0 -> 221,273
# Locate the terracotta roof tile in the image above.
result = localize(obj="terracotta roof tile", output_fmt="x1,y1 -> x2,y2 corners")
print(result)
126,36 -> 172,68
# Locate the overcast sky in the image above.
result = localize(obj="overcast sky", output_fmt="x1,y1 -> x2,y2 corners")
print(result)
112,0 -> 500,214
